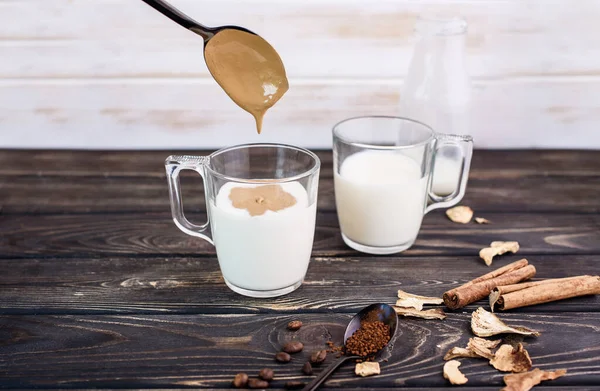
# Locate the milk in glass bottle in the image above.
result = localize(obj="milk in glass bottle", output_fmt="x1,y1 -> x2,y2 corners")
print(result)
399,17 -> 471,196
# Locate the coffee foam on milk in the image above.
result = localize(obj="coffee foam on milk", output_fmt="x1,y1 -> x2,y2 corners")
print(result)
230,184 -> 296,216
216,182 -> 309,217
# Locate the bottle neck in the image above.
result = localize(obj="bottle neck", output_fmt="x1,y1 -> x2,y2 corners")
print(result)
419,34 -> 466,59
414,17 -> 467,59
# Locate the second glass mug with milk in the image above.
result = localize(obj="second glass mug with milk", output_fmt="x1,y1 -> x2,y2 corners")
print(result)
333,116 -> 473,255
165,144 -> 320,298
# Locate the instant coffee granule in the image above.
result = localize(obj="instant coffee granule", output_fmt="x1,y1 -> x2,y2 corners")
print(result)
345,321 -> 391,357
326,340 -> 344,357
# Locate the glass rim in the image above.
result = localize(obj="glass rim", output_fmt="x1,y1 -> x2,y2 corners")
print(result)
207,143 -> 321,184
332,115 -> 435,150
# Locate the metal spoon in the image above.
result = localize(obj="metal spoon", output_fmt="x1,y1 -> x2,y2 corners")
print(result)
302,303 -> 399,391
141,0 -> 255,42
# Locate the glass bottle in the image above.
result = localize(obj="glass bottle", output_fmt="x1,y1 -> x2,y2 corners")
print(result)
399,16 -> 471,196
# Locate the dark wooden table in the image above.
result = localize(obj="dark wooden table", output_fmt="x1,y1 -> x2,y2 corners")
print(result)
0,149 -> 599,390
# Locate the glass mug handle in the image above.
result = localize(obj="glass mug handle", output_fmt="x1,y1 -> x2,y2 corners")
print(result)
165,155 -> 213,244
425,134 -> 474,213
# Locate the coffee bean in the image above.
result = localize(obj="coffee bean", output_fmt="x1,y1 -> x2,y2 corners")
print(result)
259,368 -> 274,381
285,381 -> 305,389
287,320 -> 303,331
248,378 -> 269,389
310,349 -> 327,365
275,352 -> 291,363
232,373 -> 248,388
282,341 -> 304,354
302,361 -> 313,375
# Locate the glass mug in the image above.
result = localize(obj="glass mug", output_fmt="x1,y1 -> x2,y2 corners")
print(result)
165,144 -> 320,298
333,116 -> 473,255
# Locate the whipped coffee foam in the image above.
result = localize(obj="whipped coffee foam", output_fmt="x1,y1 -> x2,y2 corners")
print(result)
215,181 -> 308,216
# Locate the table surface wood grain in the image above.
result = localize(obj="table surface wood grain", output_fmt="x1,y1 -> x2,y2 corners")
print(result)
0,149 -> 599,390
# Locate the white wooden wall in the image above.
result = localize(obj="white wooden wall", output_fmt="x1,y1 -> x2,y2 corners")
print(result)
1,0 -> 599,149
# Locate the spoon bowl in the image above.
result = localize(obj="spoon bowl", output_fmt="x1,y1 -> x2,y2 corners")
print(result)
343,303 -> 398,355
302,303 -> 399,391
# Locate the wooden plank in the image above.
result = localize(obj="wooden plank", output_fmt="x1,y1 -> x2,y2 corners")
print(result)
459,176 -> 600,213
1,212 -> 599,259
0,150 -> 599,178
1,79 -> 600,150
8,389 -> 600,391
1,174 -> 599,213
1,1 -> 599,79
0,256 -> 598,314
0,313 -> 596,388
0,150 -> 335,178
11,389 -> 598,391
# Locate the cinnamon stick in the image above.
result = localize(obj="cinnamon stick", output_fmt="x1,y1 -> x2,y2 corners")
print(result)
458,259 -> 529,287
488,276 -> 583,311
490,276 -> 582,297
443,259 -> 535,310
490,275 -> 600,311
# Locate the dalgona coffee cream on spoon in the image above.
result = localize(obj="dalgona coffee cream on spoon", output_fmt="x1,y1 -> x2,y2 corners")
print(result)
204,29 -> 289,134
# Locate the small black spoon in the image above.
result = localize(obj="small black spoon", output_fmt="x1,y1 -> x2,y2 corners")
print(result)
141,0 -> 255,42
301,303 -> 399,391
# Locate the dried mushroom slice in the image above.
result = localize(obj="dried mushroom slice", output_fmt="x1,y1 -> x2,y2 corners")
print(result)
444,337 -> 501,361
467,337 -> 501,360
396,289 -> 443,311
471,307 -> 540,337
502,368 -> 566,391
475,217 -> 491,224
443,347 -> 479,361
490,344 -> 532,373
479,241 -> 520,266
393,306 -> 446,320
443,360 -> 468,385
355,362 -> 380,377
473,336 -> 502,349
446,206 -> 473,224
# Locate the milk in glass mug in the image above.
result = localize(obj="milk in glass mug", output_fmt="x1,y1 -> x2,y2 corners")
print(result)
165,143 -> 320,298
333,116 -> 473,255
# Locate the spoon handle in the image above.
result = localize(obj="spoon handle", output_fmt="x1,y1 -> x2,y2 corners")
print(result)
301,356 -> 358,391
141,0 -> 213,40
